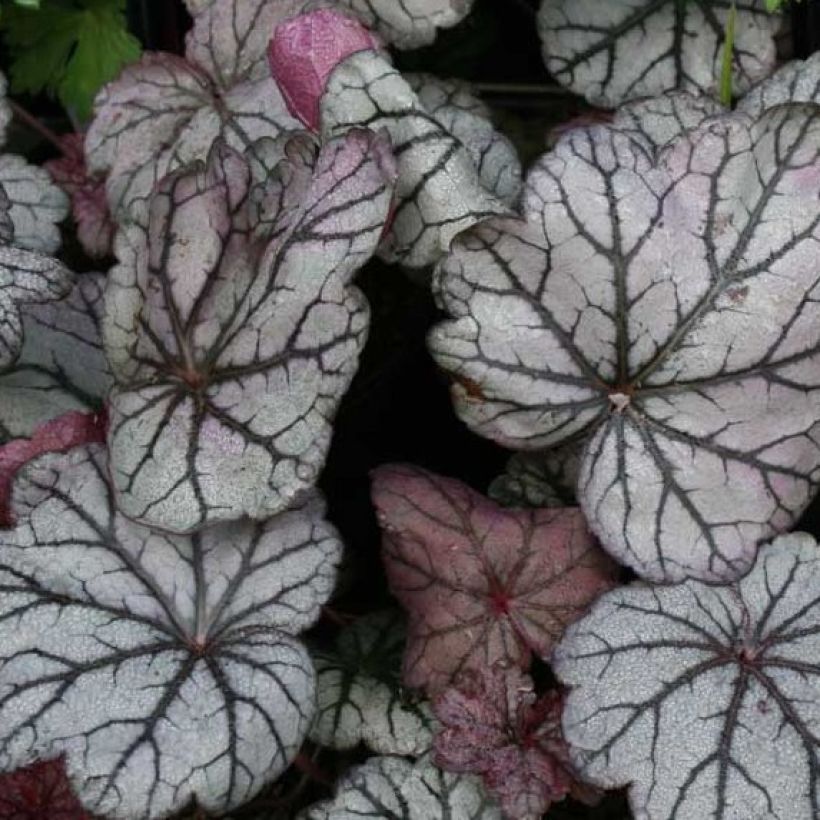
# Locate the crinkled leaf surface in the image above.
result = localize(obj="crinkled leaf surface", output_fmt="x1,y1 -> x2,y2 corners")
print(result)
0,155 -> 67,255
311,611 -> 434,756
320,50 -> 509,268
434,666 -> 592,820
739,51 -> 820,117
489,445 -> 581,509
405,74 -> 522,206
0,248 -> 72,373
538,0 -> 781,107
372,465 -> 616,693
299,755 -> 500,820
0,758 -> 90,820
0,274 -> 111,443
86,33 -> 301,222
554,533 -> 820,820
431,105 -> 820,583
0,411 -> 105,527
45,134 -> 116,260
0,443 -> 341,819
105,131 -> 394,533
335,0 -> 474,49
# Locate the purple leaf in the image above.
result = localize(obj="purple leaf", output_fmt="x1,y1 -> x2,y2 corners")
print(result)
372,464 -> 617,693
430,104 -> 820,583
0,758 -> 90,820
45,134 -> 115,260
0,274 -> 111,444
433,665 -> 598,820
538,0 -> 781,107
554,532 -> 820,820
104,131 -> 395,533
268,8 -> 382,131
0,443 -> 341,817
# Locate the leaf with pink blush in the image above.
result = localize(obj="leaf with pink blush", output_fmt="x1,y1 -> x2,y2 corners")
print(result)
433,665 -> 598,820
0,758 -> 90,820
0,410 -> 105,527
270,9 -> 513,268
371,464 -> 617,693
45,134 -> 115,260
104,131 -> 395,534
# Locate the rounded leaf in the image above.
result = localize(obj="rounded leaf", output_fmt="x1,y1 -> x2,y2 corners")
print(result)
538,0 -> 781,107
430,105 -> 820,583
554,533 -> 820,820
0,443 -> 341,818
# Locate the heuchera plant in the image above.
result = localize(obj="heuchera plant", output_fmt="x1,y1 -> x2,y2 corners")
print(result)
0,0 -> 819,817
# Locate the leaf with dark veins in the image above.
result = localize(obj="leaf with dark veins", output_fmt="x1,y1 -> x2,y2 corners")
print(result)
0,156 -> 68,255
554,533 -> 820,820
335,0 -> 475,50
311,611 -> 434,756
86,45 -> 301,222
538,0 -> 781,107
299,755 -> 500,820
405,74 -> 522,206
372,464 -> 616,694
0,443 -> 341,819
105,131 -> 395,534
0,248 -> 72,373
489,445 -> 582,510
270,10 -> 511,268
430,105 -> 820,583
739,51 -> 820,117
0,274 -> 110,444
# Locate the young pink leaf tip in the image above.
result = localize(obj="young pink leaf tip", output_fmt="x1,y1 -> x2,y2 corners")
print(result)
268,8 -> 381,130
371,464 -> 617,693
0,411 -> 106,527
433,665 -> 600,820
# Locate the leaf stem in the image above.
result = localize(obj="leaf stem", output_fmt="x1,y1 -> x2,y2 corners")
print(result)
9,99 -> 67,153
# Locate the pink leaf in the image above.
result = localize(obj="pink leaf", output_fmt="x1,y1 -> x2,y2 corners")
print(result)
433,665 -> 598,820
45,134 -> 115,259
269,8 -> 381,131
0,411 -> 105,527
0,758 -> 90,819
371,464 -> 617,693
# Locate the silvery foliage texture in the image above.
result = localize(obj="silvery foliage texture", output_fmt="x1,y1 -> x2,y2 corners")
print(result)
430,103 -> 820,583
0,274 -> 111,443
0,72 -> 71,373
404,74 -> 522,206
0,443 -> 342,819
311,611 -> 434,756
184,0 -> 475,50
104,130 -> 394,533
739,50 -> 820,116
538,0 -> 781,107
554,533 -> 820,820
320,50 -> 512,268
299,755 -> 500,820
85,0 -> 305,223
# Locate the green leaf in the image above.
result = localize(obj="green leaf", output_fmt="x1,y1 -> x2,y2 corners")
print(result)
719,2 -> 737,107
1,0 -> 141,121
765,0 -> 783,9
